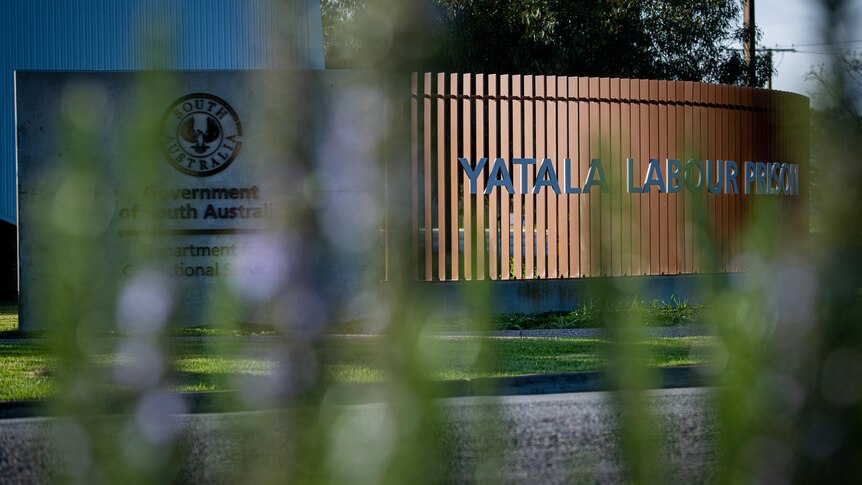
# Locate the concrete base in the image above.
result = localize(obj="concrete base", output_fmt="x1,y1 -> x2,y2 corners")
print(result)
392,273 -> 740,316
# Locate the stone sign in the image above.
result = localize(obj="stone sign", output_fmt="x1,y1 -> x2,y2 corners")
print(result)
16,71 -> 386,330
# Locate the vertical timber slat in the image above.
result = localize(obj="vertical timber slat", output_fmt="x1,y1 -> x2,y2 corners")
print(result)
500,75 -> 511,280
546,76 -> 558,278
568,77 -> 580,277
525,76 -> 535,279
648,80 -> 660,275
410,73 -> 419,279
610,78 -> 622,276
579,78 -> 591,277
676,82 -> 686,273
513,76 -> 523,279
535,76 -> 547,278
667,81 -> 678,275
489,74 -> 498,280
620,79 -> 632,276
557,77 -> 569,277
589,78 -> 601,276
688,81 -> 698,274
658,80 -> 669,275
436,73 -> 446,280
449,73 -> 459,280
423,73 -> 433,280
462,73 -> 472,280
630,80 -> 642,275
475,74 -> 485,280
600,78 -> 611,276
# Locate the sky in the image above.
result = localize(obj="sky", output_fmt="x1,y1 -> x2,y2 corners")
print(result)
758,0 -> 862,97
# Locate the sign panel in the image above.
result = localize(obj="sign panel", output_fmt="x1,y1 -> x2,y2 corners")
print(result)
16,71 -> 385,330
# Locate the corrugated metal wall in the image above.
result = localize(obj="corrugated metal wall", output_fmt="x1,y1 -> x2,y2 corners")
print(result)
0,0 -> 325,223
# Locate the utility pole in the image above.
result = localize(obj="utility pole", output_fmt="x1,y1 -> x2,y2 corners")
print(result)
730,47 -> 793,90
744,0 -> 756,86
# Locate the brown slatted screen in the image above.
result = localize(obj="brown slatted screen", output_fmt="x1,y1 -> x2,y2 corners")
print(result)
406,73 -> 809,281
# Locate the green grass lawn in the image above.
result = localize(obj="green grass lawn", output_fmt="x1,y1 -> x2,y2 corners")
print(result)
0,303 -> 715,401
0,336 -> 716,401
0,304 -> 17,335
0,342 -> 54,400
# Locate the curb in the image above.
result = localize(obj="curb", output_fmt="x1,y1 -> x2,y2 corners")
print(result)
0,399 -> 44,420
0,365 -> 711,420
330,364 -> 711,403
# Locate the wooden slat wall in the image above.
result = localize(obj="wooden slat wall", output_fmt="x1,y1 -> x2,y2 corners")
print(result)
408,73 -> 808,281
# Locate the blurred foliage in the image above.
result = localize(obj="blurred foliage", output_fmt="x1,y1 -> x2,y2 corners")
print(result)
807,53 -> 862,233
705,2 -> 862,482
791,2 -> 862,481
322,0 -> 774,86
10,0 -> 862,482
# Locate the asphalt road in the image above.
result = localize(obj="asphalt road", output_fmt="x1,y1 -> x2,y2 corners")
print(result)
0,388 -> 714,484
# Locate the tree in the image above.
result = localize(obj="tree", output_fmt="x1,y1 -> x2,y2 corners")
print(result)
322,0 -> 774,87
807,55 -> 862,122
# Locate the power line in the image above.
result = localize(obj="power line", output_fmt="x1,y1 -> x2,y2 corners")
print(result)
794,49 -> 862,55
775,39 -> 862,49
726,47 -> 796,52
728,45 -> 862,56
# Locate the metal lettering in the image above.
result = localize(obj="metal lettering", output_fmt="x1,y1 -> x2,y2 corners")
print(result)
459,157 -> 488,194
485,158 -> 514,195
533,158 -> 561,195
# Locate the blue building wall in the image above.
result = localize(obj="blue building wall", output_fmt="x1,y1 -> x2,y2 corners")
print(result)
0,0 -> 325,223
